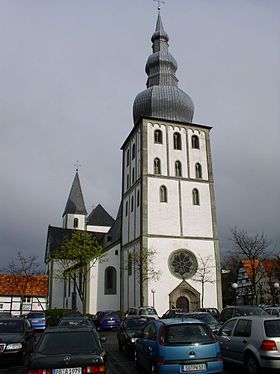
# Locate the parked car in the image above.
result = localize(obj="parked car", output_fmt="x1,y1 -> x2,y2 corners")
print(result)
0,317 -> 35,364
26,311 -> 47,331
264,306 -> 280,317
135,318 -> 223,374
219,305 -> 268,324
198,307 -> 221,321
124,306 -> 159,320
26,325 -> 108,373
173,312 -> 221,334
57,315 -> 96,329
161,308 -> 186,319
93,310 -> 121,330
117,317 -> 150,357
216,315 -> 280,374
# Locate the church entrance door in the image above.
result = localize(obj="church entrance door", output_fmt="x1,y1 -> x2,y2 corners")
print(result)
176,296 -> 189,311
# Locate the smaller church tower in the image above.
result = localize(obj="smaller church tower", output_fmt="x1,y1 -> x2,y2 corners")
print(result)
62,171 -> 87,230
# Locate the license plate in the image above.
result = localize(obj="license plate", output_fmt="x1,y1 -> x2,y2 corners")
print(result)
53,368 -> 82,374
182,363 -> 206,372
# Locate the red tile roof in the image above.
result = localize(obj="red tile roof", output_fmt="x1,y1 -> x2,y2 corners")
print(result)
0,274 -> 48,296
241,259 -> 280,279
262,259 -> 280,276
241,259 -> 260,280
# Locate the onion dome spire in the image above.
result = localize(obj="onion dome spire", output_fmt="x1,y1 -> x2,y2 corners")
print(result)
133,13 -> 194,125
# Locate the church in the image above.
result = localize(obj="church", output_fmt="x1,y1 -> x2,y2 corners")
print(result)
45,10 -> 222,317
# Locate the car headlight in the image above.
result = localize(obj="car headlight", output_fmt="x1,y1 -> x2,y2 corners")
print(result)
6,343 -> 23,350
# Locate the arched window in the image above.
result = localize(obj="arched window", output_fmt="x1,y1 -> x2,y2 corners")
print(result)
127,174 -> 130,189
104,267 -> 117,295
195,163 -> 202,179
125,201 -> 128,216
160,185 -> 168,202
192,135 -> 199,149
132,168 -> 135,183
126,149 -> 130,166
137,190 -> 140,207
174,132 -> 181,150
132,144 -> 135,159
131,196 -> 134,212
175,160 -> 182,177
128,254 -> 132,276
154,129 -> 163,144
73,218 -> 78,228
154,158 -> 161,174
192,188 -> 200,205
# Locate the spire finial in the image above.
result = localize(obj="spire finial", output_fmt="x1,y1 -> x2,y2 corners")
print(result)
154,0 -> 165,12
74,160 -> 81,172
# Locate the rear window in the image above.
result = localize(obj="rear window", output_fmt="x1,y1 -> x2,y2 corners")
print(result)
264,320 -> 280,338
38,331 -> 99,354
27,312 -> 45,318
165,323 -> 214,344
139,308 -> 157,316
103,312 -> 119,318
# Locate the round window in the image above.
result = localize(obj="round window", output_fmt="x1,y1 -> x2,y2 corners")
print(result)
168,249 -> 198,280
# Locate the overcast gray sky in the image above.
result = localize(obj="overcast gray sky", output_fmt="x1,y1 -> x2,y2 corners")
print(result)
1,0 -> 279,268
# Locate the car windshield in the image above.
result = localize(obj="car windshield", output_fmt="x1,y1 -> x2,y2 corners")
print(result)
139,308 -> 156,316
38,331 -> 99,354
264,320 -> 280,338
188,314 -> 217,324
125,319 -> 148,330
0,320 -> 24,333
58,319 -> 92,327
27,313 -> 45,318
165,323 -> 213,344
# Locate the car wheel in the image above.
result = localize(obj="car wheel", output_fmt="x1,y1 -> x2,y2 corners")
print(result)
246,353 -> 261,374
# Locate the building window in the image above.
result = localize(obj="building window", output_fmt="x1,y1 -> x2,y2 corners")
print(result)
174,132 -> 181,150
0,304 -> 3,309
104,267 -> 117,295
160,185 -> 167,202
131,196 -> 134,212
132,144 -> 135,159
154,158 -> 161,174
73,218 -> 78,228
125,201 -> 128,216
132,168 -> 135,183
137,190 -> 140,207
128,253 -> 132,276
195,163 -> 202,179
154,129 -> 162,144
192,188 -> 200,205
126,149 -> 130,166
115,250 -> 118,255
192,135 -> 199,149
127,174 -> 130,189
175,160 -> 182,177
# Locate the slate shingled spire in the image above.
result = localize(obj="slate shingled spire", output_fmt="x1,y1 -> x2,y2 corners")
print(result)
63,172 -> 87,216
133,12 -> 194,125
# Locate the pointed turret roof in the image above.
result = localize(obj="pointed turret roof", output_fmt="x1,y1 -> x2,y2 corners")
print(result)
87,204 -> 115,227
133,11 -> 194,125
63,172 -> 87,216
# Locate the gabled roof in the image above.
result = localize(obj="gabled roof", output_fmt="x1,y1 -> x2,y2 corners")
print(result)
0,274 -> 48,296
87,204 -> 115,227
262,259 -> 280,276
63,172 -> 87,216
45,226 -> 106,262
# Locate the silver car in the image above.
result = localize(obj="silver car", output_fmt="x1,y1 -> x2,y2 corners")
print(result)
265,306 -> 280,317
216,315 -> 280,374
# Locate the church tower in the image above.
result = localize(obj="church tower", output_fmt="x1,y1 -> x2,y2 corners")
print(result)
121,11 -> 222,315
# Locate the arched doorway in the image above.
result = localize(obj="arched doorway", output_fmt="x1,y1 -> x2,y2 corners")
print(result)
176,296 -> 189,311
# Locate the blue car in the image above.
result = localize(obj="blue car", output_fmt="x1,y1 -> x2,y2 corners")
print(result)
26,311 -> 47,331
93,310 -> 121,330
135,318 -> 223,374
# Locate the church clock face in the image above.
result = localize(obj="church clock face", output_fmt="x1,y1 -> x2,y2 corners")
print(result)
168,249 -> 198,280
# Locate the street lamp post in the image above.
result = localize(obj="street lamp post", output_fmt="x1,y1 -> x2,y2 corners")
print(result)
273,282 -> 279,306
232,283 -> 238,305
151,289 -> 156,307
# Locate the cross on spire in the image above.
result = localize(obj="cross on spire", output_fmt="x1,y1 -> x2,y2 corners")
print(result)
74,160 -> 81,172
154,0 -> 165,11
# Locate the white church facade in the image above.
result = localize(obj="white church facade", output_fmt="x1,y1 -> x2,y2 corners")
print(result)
45,12 -> 222,317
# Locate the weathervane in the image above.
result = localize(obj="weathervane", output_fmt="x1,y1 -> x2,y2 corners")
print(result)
153,0 -> 165,11
74,160 -> 81,172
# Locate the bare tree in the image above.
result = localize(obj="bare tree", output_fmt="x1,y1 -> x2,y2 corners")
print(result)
231,227 -> 272,304
192,255 -> 215,308
123,247 -> 161,307
2,252 -> 44,315
52,229 -> 105,314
